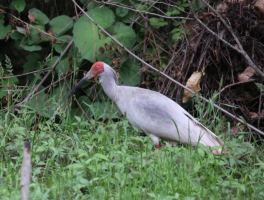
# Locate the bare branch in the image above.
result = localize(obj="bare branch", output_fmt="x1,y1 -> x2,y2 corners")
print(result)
199,0 -> 264,78
93,0 -> 193,20
20,141 -> 31,200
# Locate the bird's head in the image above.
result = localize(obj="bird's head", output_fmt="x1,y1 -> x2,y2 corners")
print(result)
67,61 -> 106,101
89,61 -> 105,78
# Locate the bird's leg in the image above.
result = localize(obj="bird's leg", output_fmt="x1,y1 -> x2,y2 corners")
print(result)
149,134 -> 161,150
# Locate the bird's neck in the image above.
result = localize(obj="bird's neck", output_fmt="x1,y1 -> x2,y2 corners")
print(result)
100,73 -> 119,102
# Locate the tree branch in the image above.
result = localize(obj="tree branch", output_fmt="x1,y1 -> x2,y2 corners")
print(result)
199,0 -> 264,78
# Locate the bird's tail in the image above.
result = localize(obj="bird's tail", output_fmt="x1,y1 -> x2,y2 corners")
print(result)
182,112 -> 226,155
198,126 -> 226,155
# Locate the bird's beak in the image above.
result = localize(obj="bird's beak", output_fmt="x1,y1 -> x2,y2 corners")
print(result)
67,70 -> 93,101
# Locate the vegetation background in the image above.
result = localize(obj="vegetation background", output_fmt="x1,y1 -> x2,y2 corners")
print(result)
0,0 -> 264,199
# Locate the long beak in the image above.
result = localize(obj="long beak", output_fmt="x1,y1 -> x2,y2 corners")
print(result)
67,71 -> 92,101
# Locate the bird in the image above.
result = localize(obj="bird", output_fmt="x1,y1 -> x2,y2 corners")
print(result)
68,61 -> 225,155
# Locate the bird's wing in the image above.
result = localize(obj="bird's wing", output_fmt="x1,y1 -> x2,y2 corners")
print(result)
118,87 -> 224,151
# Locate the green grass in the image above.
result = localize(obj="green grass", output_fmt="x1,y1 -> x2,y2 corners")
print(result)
1,101 -> 264,200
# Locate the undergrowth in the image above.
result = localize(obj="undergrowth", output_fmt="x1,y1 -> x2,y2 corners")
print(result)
0,94 -> 264,200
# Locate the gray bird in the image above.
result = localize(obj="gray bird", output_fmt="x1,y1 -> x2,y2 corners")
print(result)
68,62 -> 225,155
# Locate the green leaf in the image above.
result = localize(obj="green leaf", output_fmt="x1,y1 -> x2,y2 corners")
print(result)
166,12 -> 172,17
88,6 -> 115,29
0,88 -> 7,99
9,31 -> 24,40
0,16 -> 11,40
23,53 -> 42,73
49,15 -> 73,36
21,45 -> 42,51
116,7 -> 128,17
80,0 -> 88,4
121,10 -> 138,23
0,77 -> 19,98
78,96 -> 92,108
49,56 -> 69,75
53,35 -> 72,53
0,77 -> 19,86
73,8 -> 136,63
172,33 -> 180,40
119,58 -> 141,86
147,193 -> 156,198
72,6 -> 115,59
26,25 -> 47,45
73,13 -> 112,62
181,3 -> 189,7
93,153 -> 109,161
28,8 -> 49,25
149,18 -> 168,28
178,7 -> 185,11
14,0 -> 26,12
108,22 -> 136,49
171,9 -> 181,15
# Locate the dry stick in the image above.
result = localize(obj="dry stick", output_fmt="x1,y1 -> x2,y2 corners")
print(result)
18,40 -> 74,105
72,0 -> 264,136
20,141 -> 31,200
2,68 -> 52,79
199,0 -> 264,78
258,94 -> 263,128
216,79 -> 256,98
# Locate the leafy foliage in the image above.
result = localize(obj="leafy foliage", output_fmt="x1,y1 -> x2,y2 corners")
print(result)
73,6 -> 136,63
23,53 -> 42,73
13,0 -> 26,12
28,8 -> 49,25
119,58 -> 141,86
49,15 -> 73,36
0,56 -> 19,98
0,16 -> 11,40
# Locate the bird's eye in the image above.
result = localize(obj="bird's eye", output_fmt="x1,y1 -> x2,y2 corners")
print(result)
95,66 -> 98,69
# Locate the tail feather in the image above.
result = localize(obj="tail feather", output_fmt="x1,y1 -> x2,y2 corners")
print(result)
183,113 -> 226,155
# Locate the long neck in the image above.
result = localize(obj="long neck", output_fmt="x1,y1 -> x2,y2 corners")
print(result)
99,68 -> 119,102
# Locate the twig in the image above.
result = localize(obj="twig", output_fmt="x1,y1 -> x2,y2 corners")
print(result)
72,0 -> 264,136
188,1 -> 242,53
93,0 -> 193,20
20,141 -> 31,200
18,40 -> 74,105
216,79 -> 256,98
2,68 -> 52,79
258,94 -> 263,128
199,0 -> 264,78
202,79 -> 256,118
